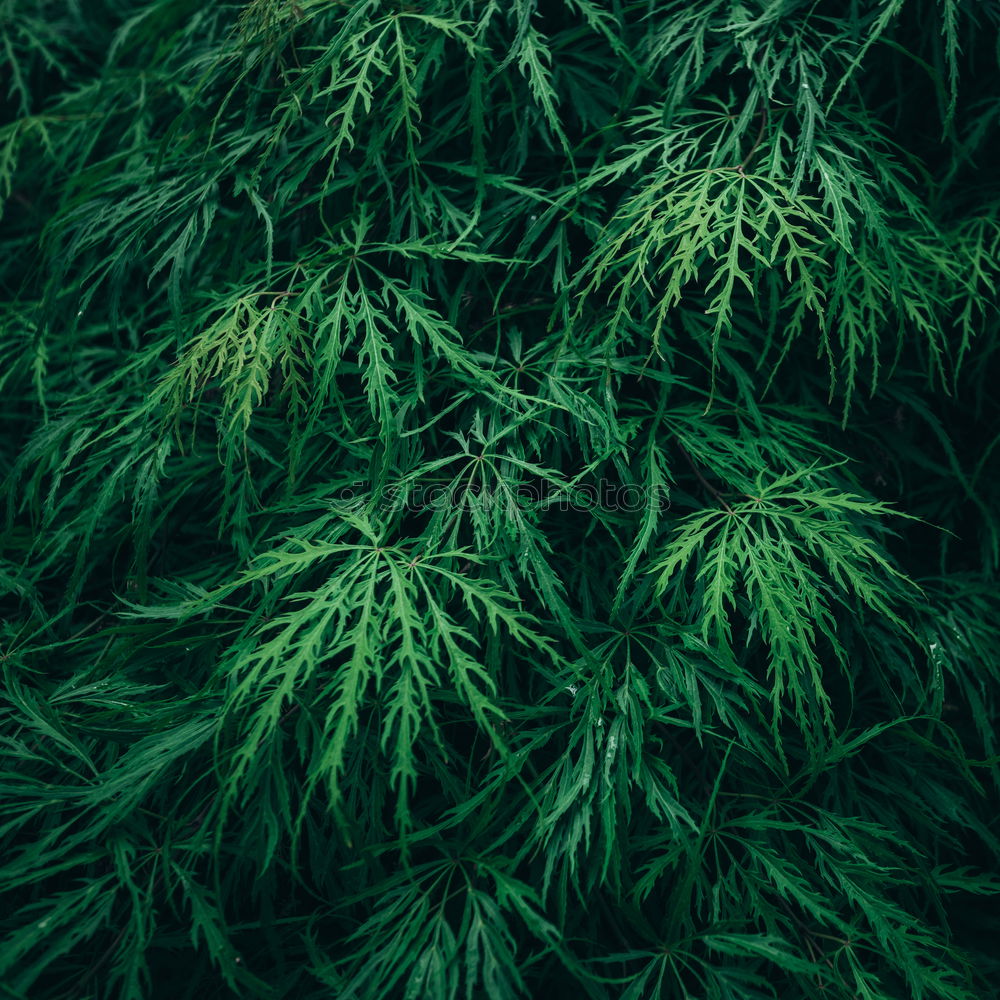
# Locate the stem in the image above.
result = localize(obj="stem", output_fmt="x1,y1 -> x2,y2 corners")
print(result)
736,108 -> 769,175
677,442 -> 734,514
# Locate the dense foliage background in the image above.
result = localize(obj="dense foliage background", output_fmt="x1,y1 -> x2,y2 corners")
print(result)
2,1 -> 1000,997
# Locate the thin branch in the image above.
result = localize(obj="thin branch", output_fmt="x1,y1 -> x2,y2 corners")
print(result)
676,441 -> 734,513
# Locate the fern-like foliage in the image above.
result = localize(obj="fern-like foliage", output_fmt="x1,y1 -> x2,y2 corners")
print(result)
2,1 -> 999,998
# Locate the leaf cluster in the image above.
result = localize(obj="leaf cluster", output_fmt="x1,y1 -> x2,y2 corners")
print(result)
2,1 -> 1000,998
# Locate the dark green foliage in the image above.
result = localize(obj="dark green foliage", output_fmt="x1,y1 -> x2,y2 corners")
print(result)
2,0 -> 1000,996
